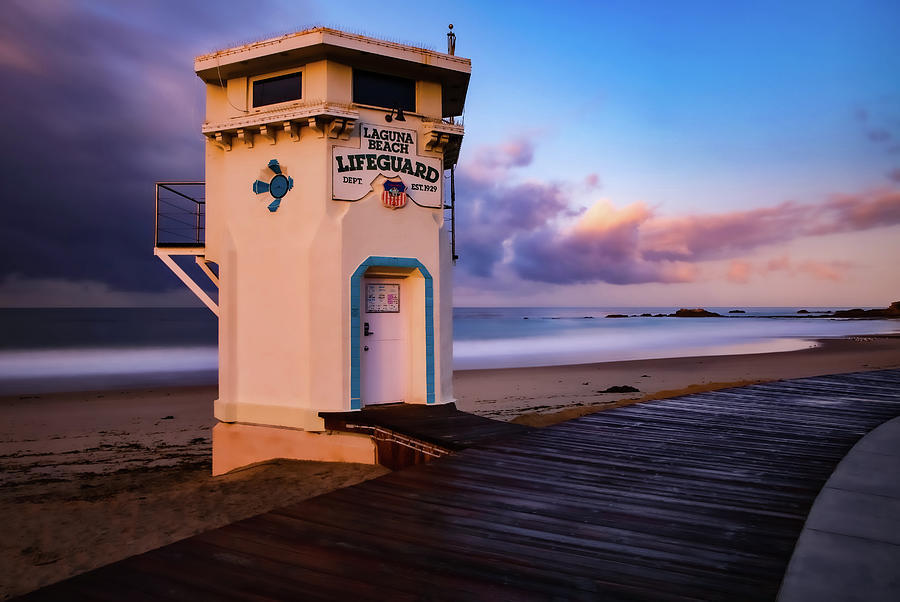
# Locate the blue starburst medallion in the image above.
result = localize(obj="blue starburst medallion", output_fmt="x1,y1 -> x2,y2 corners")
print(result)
251,159 -> 294,212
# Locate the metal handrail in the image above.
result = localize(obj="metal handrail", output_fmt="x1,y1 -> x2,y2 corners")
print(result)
155,182 -> 205,248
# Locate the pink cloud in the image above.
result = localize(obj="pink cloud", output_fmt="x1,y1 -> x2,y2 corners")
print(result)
583,173 -> 601,190
816,190 -> 900,232
455,136 -> 900,287
509,191 -> 895,285
727,260 -> 752,284
640,190 -> 900,262
766,255 -> 791,271
511,201 -> 697,285
726,256 -> 852,284
642,202 -> 806,262
796,260 -> 851,282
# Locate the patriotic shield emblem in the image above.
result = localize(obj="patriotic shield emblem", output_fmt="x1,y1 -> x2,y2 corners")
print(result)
381,179 -> 407,209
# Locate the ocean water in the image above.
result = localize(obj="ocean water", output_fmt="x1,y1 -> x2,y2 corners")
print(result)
454,307 -> 898,369
0,308 -> 218,395
0,307 -> 897,395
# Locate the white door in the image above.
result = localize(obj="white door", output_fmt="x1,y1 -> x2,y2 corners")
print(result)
362,278 -> 407,405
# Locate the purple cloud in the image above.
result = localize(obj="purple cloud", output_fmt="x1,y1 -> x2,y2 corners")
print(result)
511,201 -> 696,285
453,135 -> 900,286
454,139 -> 578,277
642,189 -> 900,263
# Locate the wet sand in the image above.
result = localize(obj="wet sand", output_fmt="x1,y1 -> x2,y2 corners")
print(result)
454,335 -> 900,426
2,335 -> 898,599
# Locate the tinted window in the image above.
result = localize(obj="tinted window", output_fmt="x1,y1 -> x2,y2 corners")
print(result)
252,72 -> 301,108
353,69 -> 415,112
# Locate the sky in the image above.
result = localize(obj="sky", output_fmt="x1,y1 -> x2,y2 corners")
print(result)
1,0 -> 898,307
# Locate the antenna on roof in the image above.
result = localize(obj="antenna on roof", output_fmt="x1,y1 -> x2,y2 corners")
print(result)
447,24 -> 456,55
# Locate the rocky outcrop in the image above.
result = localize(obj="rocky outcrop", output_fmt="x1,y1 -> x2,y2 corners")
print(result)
606,314 -> 629,318
671,308 -> 722,318
833,302 -> 900,319
729,309 -> 746,314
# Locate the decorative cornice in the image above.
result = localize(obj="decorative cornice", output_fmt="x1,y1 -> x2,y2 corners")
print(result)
203,101 -> 359,146
422,119 -> 465,167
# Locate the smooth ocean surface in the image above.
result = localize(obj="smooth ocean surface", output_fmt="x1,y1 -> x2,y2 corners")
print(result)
0,307 -> 897,394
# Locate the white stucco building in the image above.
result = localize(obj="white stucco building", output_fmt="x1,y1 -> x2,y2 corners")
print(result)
156,28 -> 469,474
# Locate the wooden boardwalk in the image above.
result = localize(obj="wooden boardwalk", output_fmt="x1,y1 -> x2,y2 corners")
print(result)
22,369 -> 900,601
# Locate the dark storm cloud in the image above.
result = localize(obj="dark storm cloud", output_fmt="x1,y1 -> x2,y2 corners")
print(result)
0,1 -> 292,295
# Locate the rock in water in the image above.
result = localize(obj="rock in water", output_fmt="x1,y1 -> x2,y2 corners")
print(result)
833,302 -> 900,318
671,308 -> 722,317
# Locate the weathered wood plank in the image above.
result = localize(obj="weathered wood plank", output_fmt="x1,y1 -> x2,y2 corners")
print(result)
19,368 -> 900,602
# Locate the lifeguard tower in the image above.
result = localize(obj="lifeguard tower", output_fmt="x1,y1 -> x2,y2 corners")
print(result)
154,27 -> 470,474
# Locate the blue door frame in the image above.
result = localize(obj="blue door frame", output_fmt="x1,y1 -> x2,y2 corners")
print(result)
350,256 -> 435,410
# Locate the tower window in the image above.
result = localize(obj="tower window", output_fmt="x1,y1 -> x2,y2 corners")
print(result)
353,69 -> 415,112
252,72 -> 302,108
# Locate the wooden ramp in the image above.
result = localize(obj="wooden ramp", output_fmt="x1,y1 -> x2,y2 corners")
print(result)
21,369 -> 900,601
320,402 -> 534,469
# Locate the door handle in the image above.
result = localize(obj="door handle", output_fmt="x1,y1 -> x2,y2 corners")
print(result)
364,322 -> 374,336
364,345 -> 369,351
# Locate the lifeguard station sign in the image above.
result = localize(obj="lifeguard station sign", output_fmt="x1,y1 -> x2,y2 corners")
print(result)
332,123 -> 442,208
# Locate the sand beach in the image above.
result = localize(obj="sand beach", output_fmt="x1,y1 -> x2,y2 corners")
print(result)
2,335 -> 899,599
